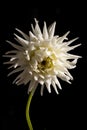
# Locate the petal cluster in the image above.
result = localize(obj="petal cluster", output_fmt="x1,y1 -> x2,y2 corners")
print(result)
4,19 -> 81,95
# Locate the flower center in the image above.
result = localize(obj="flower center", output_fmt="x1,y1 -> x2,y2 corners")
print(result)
38,57 -> 53,72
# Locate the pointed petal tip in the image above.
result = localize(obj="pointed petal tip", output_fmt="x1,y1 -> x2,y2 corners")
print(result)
64,31 -> 70,37
67,31 -> 70,37
52,21 -> 56,26
34,18 -> 38,23
47,85 -> 51,93
67,80 -> 72,84
67,31 -> 70,34
44,21 -> 46,24
48,90 -> 51,93
15,28 -> 19,31
15,28 -> 21,33
54,21 -> 56,25
56,91 -> 59,94
6,40 -> 10,43
14,33 -> 17,37
79,55 -> 82,58
54,88 -> 59,94
73,37 -> 79,41
53,21 -> 56,27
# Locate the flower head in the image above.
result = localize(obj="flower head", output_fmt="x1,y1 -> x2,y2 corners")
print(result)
4,18 -> 81,95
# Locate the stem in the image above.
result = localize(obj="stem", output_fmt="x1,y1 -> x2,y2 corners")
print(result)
26,88 -> 36,130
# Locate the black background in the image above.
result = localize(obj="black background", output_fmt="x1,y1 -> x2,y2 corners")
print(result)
0,3 -> 87,130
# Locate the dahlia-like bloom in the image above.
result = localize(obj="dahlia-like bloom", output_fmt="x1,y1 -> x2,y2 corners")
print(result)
4,19 -> 81,95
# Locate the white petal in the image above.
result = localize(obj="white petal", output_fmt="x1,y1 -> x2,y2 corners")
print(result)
8,64 -> 16,69
66,37 -> 79,46
5,50 -> 18,54
15,28 -> 30,40
39,74 -> 45,79
27,80 -> 38,94
3,61 -> 15,65
8,67 -> 24,76
3,55 -> 16,58
40,84 -> 44,96
57,31 -> 70,43
64,60 -> 76,69
39,79 -> 44,85
67,44 -> 81,51
71,59 -> 78,65
28,71 -> 32,75
29,31 -> 38,41
43,22 -> 48,39
14,34 -> 29,46
13,73 -> 23,84
25,50 -> 30,60
58,72 -> 71,84
62,31 -> 70,39
32,18 -> 43,40
34,18 -> 42,34
53,76 -> 62,90
14,69 -> 28,85
13,70 -> 27,84
65,70 -> 73,80
65,54 -> 81,59
48,22 -> 56,38
45,79 -> 51,93
10,57 -> 17,61
52,81 -> 59,94
15,79 -> 23,85
6,40 -> 23,51
14,63 -> 18,68
34,75 -> 38,81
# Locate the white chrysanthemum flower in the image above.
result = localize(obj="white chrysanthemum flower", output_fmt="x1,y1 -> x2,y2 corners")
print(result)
4,18 -> 81,95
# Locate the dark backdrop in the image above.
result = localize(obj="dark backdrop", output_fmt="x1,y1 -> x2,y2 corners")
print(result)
0,4 -> 87,130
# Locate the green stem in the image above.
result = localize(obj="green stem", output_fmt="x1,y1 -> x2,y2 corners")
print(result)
26,88 -> 36,130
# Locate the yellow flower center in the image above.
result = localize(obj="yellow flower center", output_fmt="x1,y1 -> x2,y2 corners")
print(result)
38,57 -> 53,72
